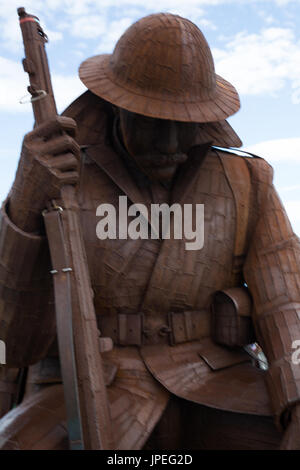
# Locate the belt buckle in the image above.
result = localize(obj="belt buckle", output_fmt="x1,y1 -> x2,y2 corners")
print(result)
142,314 -> 174,346
142,313 -> 189,346
159,317 -> 174,346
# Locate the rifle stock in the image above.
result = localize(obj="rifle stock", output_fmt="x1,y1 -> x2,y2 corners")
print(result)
18,7 -> 113,450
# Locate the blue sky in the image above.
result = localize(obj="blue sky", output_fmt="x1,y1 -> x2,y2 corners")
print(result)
1,0 -> 300,234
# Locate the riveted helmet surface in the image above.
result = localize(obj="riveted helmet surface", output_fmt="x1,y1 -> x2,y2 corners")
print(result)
79,13 -> 240,122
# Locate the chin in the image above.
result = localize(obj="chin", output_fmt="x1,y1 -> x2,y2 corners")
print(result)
146,165 -> 178,182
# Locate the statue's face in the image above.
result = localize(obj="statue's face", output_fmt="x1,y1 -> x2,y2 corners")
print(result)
118,108 -> 198,182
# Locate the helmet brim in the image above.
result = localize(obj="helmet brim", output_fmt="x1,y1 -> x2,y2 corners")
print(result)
79,54 -> 240,123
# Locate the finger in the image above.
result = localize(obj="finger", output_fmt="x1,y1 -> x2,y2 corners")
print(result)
55,170 -> 79,186
36,134 -> 81,158
46,153 -> 79,172
25,116 -> 77,141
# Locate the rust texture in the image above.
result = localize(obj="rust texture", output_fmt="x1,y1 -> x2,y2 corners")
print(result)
79,14 -> 240,122
0,12 -> 299,450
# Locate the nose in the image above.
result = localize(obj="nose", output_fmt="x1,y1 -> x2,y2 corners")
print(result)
155,120 -> 178,154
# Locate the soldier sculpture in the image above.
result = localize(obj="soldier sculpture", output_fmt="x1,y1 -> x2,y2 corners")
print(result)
0,11 -> 300,450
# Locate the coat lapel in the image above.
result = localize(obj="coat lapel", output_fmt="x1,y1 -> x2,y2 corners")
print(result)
84,139 -> 213,313
85,142 -> 161,238
171,143 -> 211,204
139,144 -> 212,312
85,142 -> 149,207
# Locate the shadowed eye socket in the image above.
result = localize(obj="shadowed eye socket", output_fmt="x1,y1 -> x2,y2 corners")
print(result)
177,121 -> 198,129
177,122 -> 198,136
141,114 -> 155,122
141,115 -> 156,123
137,115 -> 156,128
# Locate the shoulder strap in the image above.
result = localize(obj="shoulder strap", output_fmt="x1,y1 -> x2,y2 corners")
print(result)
213,148 -> 252,275
214,146 -> 263,160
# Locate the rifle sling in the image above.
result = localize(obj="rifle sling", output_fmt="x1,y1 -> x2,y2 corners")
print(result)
43,209 -> 84,450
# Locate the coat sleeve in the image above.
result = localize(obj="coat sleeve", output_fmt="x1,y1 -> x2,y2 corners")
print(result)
243,158 -> 300,428
0,200 -> 56,367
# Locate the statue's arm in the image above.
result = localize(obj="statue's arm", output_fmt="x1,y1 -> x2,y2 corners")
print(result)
0,116 -> 80,367
0,200 -> 55,367
243,161 -> 300,433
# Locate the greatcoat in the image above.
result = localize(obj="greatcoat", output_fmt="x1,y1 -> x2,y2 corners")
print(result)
0,91 -> 300,449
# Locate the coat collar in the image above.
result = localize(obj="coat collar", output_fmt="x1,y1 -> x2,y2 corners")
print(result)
83,118 -> 211,207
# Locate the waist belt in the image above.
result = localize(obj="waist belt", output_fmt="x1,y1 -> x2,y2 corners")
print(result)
98,310 -> 210,347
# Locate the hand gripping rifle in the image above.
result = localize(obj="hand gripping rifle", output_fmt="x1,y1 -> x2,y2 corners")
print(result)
17,7 -> 113,450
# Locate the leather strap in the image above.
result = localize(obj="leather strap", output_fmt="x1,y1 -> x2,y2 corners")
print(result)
214,149 -> 251,274
99,310 -> 210,347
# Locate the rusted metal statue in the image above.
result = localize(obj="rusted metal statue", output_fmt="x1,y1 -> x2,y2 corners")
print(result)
0,10 -> 300,450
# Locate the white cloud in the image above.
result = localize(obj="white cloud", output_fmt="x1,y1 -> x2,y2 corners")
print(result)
244,138 -> 300,163
279,184 -> 300,192
0,2 -> 63,53
46,28 -> 63,42
52,75 -> 87,112
95,17 -> 137,53
71,15 -> 107,39
257,10 -> 277,24
0,56 -> 85,113
272,0 -> 296,5
213,27 -> 300,102
244,137 -> 300,236
2,3 -> 300,109
292,79 -> 300,104
283,200 -> 300,236
0,57 -> 30,112
0,1 -> 211,53
1,0 -> 298,59
285,201 -> 300,223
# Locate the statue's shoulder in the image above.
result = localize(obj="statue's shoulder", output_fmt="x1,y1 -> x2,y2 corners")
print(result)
62,91 -> 113,146
212,146 -> 274,187
244,155 -> 273,187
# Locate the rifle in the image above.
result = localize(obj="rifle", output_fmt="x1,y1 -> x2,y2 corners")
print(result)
17,7 -> 113,450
